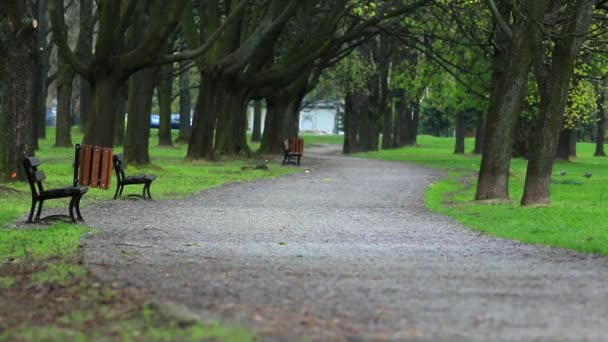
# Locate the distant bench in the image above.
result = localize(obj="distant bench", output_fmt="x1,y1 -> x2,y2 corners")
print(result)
112,154 -> 156,200
282,137 -> 304,166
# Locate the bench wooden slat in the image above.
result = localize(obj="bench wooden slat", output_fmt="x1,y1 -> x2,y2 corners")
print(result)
99,148 -> 113,190
90,146 -> 101,187
79,145 -> 93,186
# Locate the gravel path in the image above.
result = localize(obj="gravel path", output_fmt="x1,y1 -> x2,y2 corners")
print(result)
82,145 -> 608,341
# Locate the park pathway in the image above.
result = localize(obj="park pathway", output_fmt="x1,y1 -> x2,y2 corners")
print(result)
83,145 -> 608,341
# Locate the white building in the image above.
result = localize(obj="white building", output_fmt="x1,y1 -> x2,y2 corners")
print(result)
247,101 -> 341,134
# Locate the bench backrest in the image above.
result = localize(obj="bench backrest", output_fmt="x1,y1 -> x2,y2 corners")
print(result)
23,157 -> 45,197
74,144 -> 113,189
113,154 -> 126,183
288,138 -> 304,155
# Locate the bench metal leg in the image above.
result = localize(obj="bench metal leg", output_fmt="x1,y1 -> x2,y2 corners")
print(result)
35,200 -> 44,221
68,196 -> 78,223
27,199 -> 37,223
145,183 -> 153,200
113,183 -> 121,199
75,195 -> 84,221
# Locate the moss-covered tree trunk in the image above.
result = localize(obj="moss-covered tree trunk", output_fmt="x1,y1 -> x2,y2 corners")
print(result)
0,0 -> 36,182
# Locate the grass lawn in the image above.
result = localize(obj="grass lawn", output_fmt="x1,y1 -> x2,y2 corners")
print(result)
358,135 -> 608,255
1,128 -> 301,341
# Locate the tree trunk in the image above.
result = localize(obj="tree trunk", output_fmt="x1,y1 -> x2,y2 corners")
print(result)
113,84 -> 127,146
251,99 -> 262,142
594,88 -> 606,156
33,0 -> 50,143
55,59 -> 74,147
473,111 -> 485,154
0,0 -> 36,182
521,0 -> 593,205
214,86 -> 250,156
177,60 -> 191,143
82,77 -> 123,147
343,92 -> 358,154
392,97 -> 405,148
125,68 -> 157,164
158,62 -> 173,147
475,0 -> 547,201
260,98 -> 288,154
454,110 -> 465,154
555,129 -> 572,161
187,79 -> 217,160
406,100 -> 420,145
76,0 -> 93,131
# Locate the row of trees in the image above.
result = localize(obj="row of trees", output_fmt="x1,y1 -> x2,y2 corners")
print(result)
319,0 -> 607,206
1,0 -> 607,207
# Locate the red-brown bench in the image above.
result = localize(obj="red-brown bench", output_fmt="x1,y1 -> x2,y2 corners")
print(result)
282,137 -> 304,165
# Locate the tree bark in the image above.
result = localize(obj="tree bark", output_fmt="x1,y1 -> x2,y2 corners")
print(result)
343,92 -> 359,154
475,0 -> 547,201
260,97 -> 288,154
594,87 -> 606,156
187,79 -> 217,160
454,110 -> 465,154
125,68 -> 157,164
33,0 -> 50,144
473,111 -> 485,154
114,84 -> 127,146
251,99 -> 263,142
158,62 -> 173,147
55,57 -> 74,147
177,60 -> 191,143
81,77 -> 123,147
521,0 -> 594,205
555,129 -> 572,161
0,0 -> 37,182
76,0 -> 93,131
214,85 -> 250,156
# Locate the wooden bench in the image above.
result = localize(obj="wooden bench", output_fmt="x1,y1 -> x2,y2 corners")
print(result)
112,154 -> 157,200
73,144 -> 113,189
282,137 -> 304,165
23,157 -> 89,223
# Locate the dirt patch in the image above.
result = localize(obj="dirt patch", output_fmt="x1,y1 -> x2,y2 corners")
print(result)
0,251 -> 247,341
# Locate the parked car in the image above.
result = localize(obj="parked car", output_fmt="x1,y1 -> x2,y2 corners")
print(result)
150,114 -> 182,129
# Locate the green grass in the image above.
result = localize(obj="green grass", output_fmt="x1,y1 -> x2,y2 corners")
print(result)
0,127 -> 307,341
358,135 -> 608,255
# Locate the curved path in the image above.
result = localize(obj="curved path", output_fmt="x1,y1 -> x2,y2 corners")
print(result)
83,146 -> 608,340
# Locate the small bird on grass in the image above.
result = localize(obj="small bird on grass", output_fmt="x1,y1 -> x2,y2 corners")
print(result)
560,170 -> 567,176
584,172 -> 592,178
